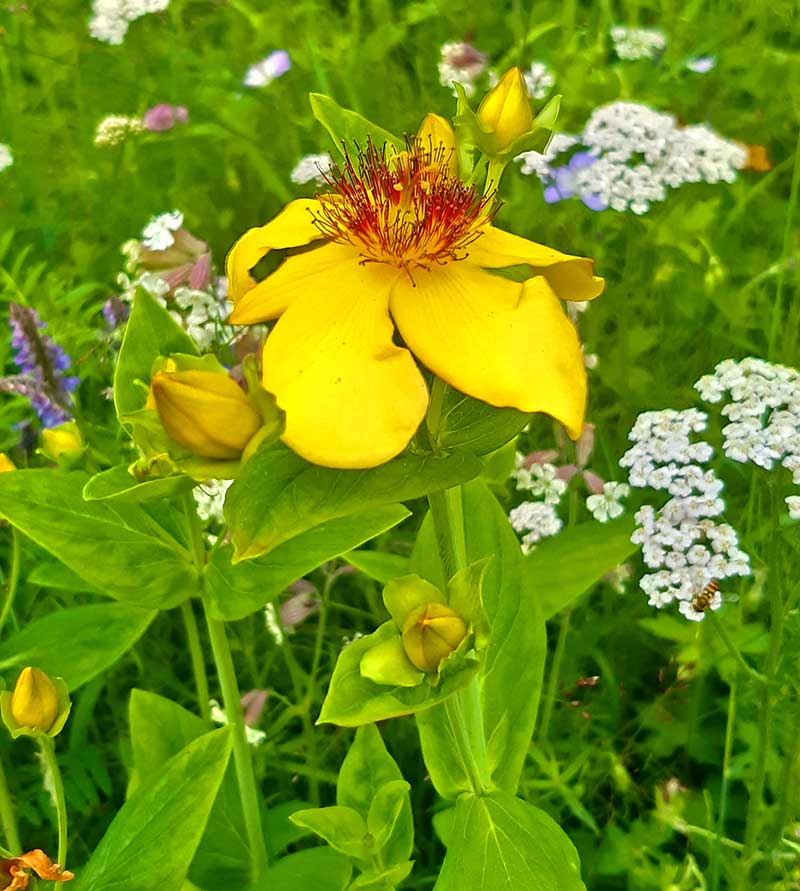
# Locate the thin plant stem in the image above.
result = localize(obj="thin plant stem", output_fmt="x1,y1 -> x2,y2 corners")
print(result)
706,611 -> 765,685
37,736 -> 67,867
770,698 -> 800,845
536,606 -> 572,745
768,124 -> 800,360
0,528 -> 21,635
204,609 -> 269,883
0,753 -> 20,854
710,681 -> 737,891
180,600 -> 210,722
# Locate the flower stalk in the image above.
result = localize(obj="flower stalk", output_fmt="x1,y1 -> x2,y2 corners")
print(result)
37,736 -> 68,867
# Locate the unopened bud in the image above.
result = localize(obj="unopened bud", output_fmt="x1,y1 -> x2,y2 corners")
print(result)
11,668 -> 60,733
41,422 -> 83,461
477,67 -> 533,154
402,602 -> 468,672
151,368 -> 262,459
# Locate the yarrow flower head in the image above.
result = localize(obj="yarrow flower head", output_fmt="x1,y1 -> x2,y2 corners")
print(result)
290,152 -> 334,186
1,305 -> 78,427
226,109 -> 604,468
509,501 -> 563,553
94,115 -> 144,147
610,25 -> 667,61
621,408 -> 751,620
438,42 -> 487,96
0,144 -> 13,173
89,0 -> 169,45
244,50 -> 291,88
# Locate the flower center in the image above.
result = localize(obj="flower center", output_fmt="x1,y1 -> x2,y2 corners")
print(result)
311,139 -> 496,275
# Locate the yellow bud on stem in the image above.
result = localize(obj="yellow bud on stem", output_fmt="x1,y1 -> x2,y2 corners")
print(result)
402,602 -> 468,672
10,668 -> 60,733
477,67 -> 533,153
151,369 -> 262,459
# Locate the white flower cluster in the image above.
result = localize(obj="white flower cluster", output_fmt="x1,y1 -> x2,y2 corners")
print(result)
194,479 -> 232,524
0,144 -> 13,173
290,152 -> 334,186
523,62 -> 555,99
621,409 -> 751,621
695,358 -> 800,518
89,0 -> 169,45
94,114 -> 144,147
586,482 -> 630,522
142,210 -> 183,250
517,133 -> 578,178
174,285 -> 233,351
610,25 -> 667,61
509,453 -> 565,552
575,102 -> 747,213
438,42 -> 487,96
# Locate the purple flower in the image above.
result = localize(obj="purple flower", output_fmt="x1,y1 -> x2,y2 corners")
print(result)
143,104 -> 189,132
4,304 -> 77,427
102,296 -> 130,330
543,151 -> 607,211
244,50 -> 291,88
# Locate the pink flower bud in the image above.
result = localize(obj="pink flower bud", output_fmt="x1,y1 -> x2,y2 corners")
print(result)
583,470 -> 605,494
143,103 -> 189,132
575,423 -> 596,468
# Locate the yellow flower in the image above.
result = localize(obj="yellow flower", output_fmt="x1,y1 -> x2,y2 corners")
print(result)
0,454 -> 15,473
477,67 -> 533,154
40,422 -> 83,461
10,668 -> 60,733
151,366 -> 262,460
402,601 -> 468,672
226,118 -> 604,469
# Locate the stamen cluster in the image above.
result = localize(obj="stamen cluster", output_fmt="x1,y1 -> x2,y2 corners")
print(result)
312,140 -> 495,273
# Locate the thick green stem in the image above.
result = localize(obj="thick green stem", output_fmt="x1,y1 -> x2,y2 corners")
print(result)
38,736 -> 68,866
0,753 -> 20,854
181,600 -> 211,722
0,528 -> 21,635
204,608 -> 269,882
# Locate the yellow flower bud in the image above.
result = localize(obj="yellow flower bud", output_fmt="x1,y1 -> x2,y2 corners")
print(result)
0,453 -> 15,473
402,602 -> 468,672
151,368 -> 262,460
40,422 -> 83,460
477,67 -> 533,153
10,668 -> 60,733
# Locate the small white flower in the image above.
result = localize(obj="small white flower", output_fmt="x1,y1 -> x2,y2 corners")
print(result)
509,501 -> 562,551
244,50 -> 291,88
586,481 -> 629,522
610,25 -> 666,61
523,62 -> 555,99
142,210 -> 183,250
0,144 -> 13,173
290,152 -> 333,185
787,496 -> 800,520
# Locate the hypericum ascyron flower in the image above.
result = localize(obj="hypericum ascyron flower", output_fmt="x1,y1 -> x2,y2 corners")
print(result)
227,123 -> 604,468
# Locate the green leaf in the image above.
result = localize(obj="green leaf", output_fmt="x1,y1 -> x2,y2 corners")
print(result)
0,470 -> 197,610
204,505 -> 410,621
265,800 -> 316,859
226,443 -> 481,561
114,288 -> 198,428
0,604 -> 155,691
360,636 -> 424,687
259,848 -> 352,891
434,791 -> 585,891
345,550 -> 410,584
352,860 -> 414,889
318,623 -> 478,727
26,559 -> 102,592
309,93 -> 403,154
83,464 -> 196,503
337,726 -> 413,865
525,517 -> 638,620
289,806 -> 369,860
412,481 -> 546,793
128,690 -> 250,890
367,779 -> 411,852
73,728 -> 232,891
430,386 -> 532,455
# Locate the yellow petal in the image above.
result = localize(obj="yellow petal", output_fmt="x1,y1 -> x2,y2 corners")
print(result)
416,113 -> 458,177
229,242 -> 356,325
262,259 -> 428,468
469,225 -> 605,302
225,199 -> 324,308
389,262 -> 586,437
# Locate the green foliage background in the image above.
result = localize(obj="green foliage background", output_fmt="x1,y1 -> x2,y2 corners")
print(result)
0,0 -> 799,889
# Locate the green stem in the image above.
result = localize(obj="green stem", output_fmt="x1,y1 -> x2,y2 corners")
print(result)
771,698 -> 800,845
536,606 -> 572,745
710,682 -> 737,891
0,753 -> 20,854
38,736 -> 67,866
204,608 -> 269,882
0,528 -> 21,635
181,600 -> 210,722
706,611 -> 766,685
